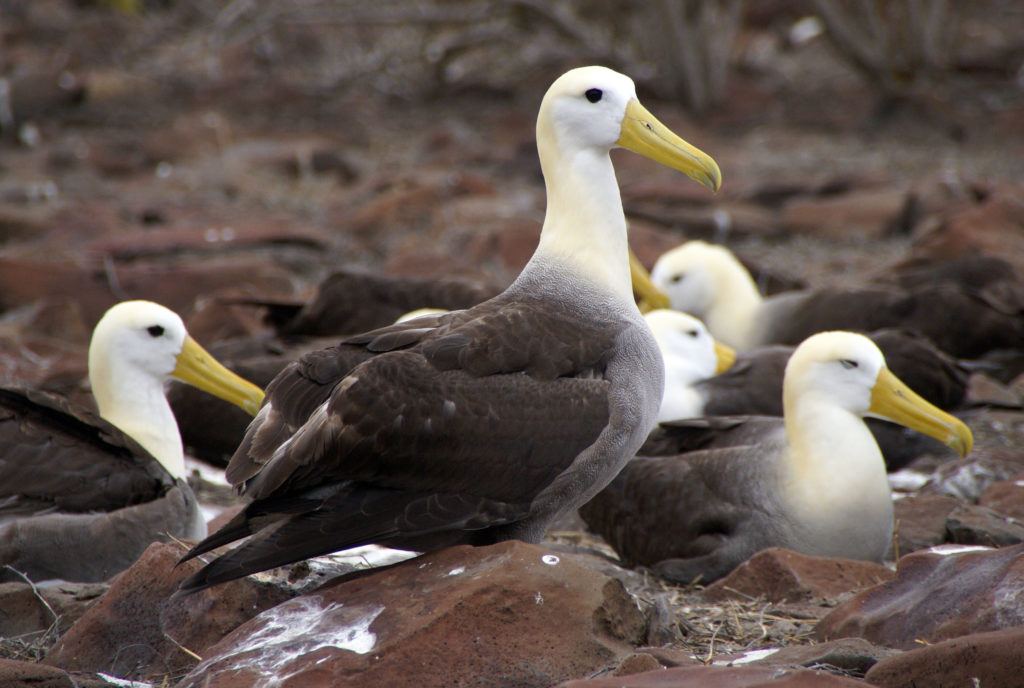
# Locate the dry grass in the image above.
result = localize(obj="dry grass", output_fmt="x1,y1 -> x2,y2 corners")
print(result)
547,530 -> 829,664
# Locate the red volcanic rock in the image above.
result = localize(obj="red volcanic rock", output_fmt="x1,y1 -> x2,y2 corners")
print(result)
703,548 -> 893,603
0,581 -> 106,639
87,223 -> 329,260
44,542 -> 293,682
624,201 -> 779,239
715,638 -> 898,677
184,290 -> 271,344
893,494 -> 958,554
919,445 -> 1024,502
912,185 -> 1024,274
980,474 -> 1024,520
780,188 -> 911,240
816,543 -> 1024,649
0,659 -> 110,688
557,665 -> 868,687
945,503 -> 1024,547
865,627 -> 1024,687
0,255 -> 295,324
178,541 -> 648,688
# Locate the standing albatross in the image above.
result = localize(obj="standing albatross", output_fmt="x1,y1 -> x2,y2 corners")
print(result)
580,331 -> 973,585
0,301 -> 264,582
177,66 -> 722,592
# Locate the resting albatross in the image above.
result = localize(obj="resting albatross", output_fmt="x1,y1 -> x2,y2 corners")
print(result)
642,321 -> 967,468
0,301 -> 264,583
579,331 -> 973,584
650,240 -> 1024,357
644,309 -> 735,422
177,66 -> 722,592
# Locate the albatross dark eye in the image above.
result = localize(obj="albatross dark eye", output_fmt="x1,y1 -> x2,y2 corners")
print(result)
670,273 -> 684,284
147,325 -> 165,338
585,88 -> 603,103
839,359 -> 858,370
687,329 -> 699,338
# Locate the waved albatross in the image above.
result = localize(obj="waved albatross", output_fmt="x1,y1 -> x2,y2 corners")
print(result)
651,240 -> 1024,357
646,318 -> 966,468
177,66 -> 722,593
579,331 -> 973,585
0,301 -> 264,583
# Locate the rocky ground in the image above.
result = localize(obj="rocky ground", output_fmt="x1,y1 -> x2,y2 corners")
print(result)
2,1 -> 1024,686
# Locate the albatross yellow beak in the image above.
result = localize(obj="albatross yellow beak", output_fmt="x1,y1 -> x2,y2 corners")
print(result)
630,250 -> 671,312
172,336 -> 265,417
617,99 -> 722,192
869,367 -> 973,457
714,341 -> 736,373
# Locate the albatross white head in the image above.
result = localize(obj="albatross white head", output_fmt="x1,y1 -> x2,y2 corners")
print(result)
650,240 -> 762,349
529,67 -> 721,304
88,301 -> 265,479
644,309 -> 735,421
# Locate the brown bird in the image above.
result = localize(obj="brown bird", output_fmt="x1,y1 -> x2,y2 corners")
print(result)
580,331 -> 973,585
177,66 -> 723,593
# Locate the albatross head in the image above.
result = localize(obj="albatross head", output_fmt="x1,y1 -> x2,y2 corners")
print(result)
649,241 -> 762,348
531,67 -> 721,304
784,331 -> 973,457
645,309 -> 735,379
88,300 -> 265,475
538,67 -> 721,191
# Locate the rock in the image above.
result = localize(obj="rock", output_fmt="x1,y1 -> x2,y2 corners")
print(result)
979,474 -> 1024,520
919,446 -> 1024,502
0,255 -> 296,325
865,627 -> 1024,687
613,652 -> 664,676
0,581 -> 106,639
816,543 -> 1024,649
780,188 -> 911,240
183,291 -> 269,345
178,541 -> 648,688
0,204 -> 50,243
86,222 -> 329,260
703,548 -> 894,603
726,637 -> 899,677
965,373 -> 1022,407
945,503 -> 1024,547
912,186 -> 1024,275
892,494 -> 958,555
44,542 -> 294,682
557,665 -> 868,687
0,659 -> 110,688
625,201 -> 780,240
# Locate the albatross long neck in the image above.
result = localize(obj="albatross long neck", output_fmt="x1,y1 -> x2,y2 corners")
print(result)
707,260 -> 762,350
526,125 -> 634,305
90,360 -> 185,480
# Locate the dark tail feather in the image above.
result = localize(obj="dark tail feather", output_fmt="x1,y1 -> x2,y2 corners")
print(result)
175,487 -> 517,595
177,502 -> 406,594
178,485 -> 348,564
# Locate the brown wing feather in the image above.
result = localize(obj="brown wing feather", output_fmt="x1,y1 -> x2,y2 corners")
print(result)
282,270 -> 500,336
183,292 -> 624,591
0,387 -> 169,516
764,286 -> 1024,358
